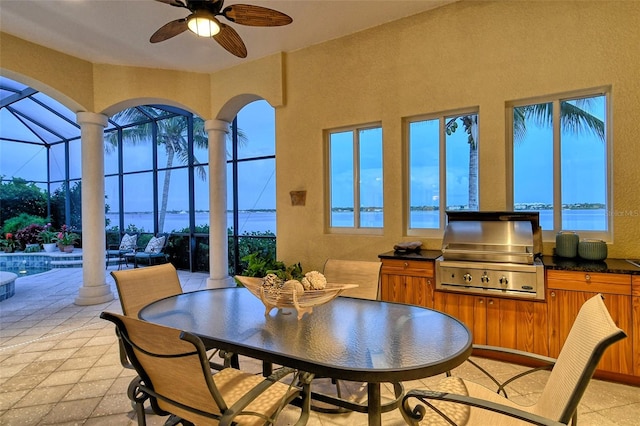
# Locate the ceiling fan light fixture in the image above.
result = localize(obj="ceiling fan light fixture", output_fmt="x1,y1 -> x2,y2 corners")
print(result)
187,10 -> 221,37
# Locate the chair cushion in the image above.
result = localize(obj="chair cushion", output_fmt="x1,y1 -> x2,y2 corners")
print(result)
119,234 -> 137,251
144,236 -> 165,253
419,376 -> 471,426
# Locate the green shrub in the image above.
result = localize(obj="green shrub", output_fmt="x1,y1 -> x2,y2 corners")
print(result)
2,214 -> 47,235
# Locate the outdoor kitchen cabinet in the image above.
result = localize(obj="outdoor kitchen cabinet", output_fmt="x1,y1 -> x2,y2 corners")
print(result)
632,276 -> 640,376
380,259 -> 434,308
547,270 -> 634,376
433,292 -> 548,354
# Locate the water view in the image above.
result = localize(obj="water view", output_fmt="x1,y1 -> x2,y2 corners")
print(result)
108,209 -> 609,234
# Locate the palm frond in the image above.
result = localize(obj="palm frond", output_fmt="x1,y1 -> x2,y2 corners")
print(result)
560,101 -> 605,141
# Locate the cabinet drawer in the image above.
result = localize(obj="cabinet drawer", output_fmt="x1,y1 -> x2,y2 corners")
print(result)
381,259 -> 434,277
547,270 -> 631,295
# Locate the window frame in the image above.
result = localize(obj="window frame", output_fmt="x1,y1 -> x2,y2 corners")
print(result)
506,86 -> 612,241
404,107 -> 480,237
325,122 -> 384,234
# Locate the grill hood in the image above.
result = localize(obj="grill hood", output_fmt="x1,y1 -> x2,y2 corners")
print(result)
441,211 -> 542,265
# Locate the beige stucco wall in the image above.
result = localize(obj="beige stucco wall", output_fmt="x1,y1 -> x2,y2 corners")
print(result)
1,0 -> 639,273
274,0 -> 640,270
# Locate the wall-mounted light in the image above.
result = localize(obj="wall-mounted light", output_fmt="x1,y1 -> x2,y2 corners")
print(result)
187,10 -> 221,37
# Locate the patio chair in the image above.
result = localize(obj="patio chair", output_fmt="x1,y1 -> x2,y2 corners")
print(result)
401,293 -> 627,426
101,311 -> 312,426
133,233 -> 169,267
309,259 -> 387,413
106,232 -> 139,269
111,263 -> 236,371
322,259 -> 381,300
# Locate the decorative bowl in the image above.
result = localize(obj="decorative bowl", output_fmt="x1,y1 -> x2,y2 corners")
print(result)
235,275 -> 358,320
578,239 -> 608,261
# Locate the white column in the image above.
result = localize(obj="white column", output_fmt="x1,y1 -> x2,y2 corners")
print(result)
75,112 -> 114,305
205,119 -> 235,288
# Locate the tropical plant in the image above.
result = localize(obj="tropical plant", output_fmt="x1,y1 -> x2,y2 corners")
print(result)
16,224 -> 45,247
0,177 -> 47,227
0,233 -> 17,251
39,223 -> 57,244
448,100 -> 604,210
50,181 -> 82,229
105,106 -> 248,233
54,225 -> 80,246
2,213 -> 47,235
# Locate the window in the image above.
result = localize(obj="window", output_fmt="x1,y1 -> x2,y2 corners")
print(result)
326,124 -> 383,231
407,110 -> 479,231
509,89 -> 610,236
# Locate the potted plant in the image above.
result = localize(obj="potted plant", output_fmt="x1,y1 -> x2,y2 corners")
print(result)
54,225 -> 80,253
39,224 -> 58,253
0,233 -> 17,253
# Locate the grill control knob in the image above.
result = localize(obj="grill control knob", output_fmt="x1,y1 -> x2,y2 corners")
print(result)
463,273 -> 472,283
481,273 -> 490,283
499,276 -> 509,287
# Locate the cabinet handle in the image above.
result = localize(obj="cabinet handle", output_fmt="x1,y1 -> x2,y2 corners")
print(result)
478,299 -> 484,304
427,279 -> 432,286
403,262 -> 409,268
488,299 -> 494,305
551,291 -> 556,298
585,273 -> 591,283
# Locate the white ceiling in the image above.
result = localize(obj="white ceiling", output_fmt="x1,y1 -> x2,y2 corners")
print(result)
0,0 -> 455,74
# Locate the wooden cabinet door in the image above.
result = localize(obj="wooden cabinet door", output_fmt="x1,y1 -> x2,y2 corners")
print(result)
633,276 -> 640,376
381,273 -> 404,303
405,275 -> 434,308
548,289 -> 633,375
434,292 -> 487,345
486,298 -> 548,356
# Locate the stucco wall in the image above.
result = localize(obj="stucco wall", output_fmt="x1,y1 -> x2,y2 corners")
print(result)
273,0 -> 640,270
1,0 -> 639,273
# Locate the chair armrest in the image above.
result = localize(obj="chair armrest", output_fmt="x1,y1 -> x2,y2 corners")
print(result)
402,389 -> 565,426
473,344 -> 557,364
466,344 -> 556,398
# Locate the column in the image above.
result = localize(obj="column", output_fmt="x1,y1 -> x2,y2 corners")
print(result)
205,119 -> 235,288
75,112 -> 114,305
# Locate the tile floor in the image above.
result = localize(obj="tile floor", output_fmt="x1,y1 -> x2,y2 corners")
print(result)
1,267 -> 639,425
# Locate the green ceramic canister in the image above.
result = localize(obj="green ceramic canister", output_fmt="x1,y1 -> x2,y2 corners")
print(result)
556,231 -> 579,258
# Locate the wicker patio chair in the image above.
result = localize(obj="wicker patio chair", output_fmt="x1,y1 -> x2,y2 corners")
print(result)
322,259 -> 381,300
101,311 -> 312,426
309,259 -> 391,413
401,293 -> 627,426
111,263 -> 236,371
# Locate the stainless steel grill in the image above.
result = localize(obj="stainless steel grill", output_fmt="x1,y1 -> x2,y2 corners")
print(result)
436,211 -> 544,299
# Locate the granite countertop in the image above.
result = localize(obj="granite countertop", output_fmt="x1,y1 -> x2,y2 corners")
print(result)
379,250 -> 640,275
378,249 -> 443,261
542,255 -> 640,275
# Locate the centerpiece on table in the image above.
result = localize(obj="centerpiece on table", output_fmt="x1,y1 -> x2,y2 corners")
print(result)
235,263 -> 357,320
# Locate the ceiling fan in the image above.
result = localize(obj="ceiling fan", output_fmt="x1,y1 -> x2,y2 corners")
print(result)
151,0 -> 293,58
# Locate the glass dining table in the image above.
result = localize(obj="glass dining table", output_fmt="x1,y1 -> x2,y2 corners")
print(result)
138,287 -> 472,425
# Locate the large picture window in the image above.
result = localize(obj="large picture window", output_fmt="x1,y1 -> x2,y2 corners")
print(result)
509,89 -> 610,237
326,124 -> 383,231
407,110 -> 479,232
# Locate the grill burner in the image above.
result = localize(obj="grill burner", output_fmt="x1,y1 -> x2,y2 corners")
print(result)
436,211 -> 544,299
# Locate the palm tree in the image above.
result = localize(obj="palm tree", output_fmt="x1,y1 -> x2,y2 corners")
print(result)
106,107 -> 248,233
449,98 -> 604,210
105,107 -> 208,232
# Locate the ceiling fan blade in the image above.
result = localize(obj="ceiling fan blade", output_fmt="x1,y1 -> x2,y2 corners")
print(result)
222,4 -> 293,26
213,23 -> 248,58
154,0 -> 187,7
150,19 -> 188,43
